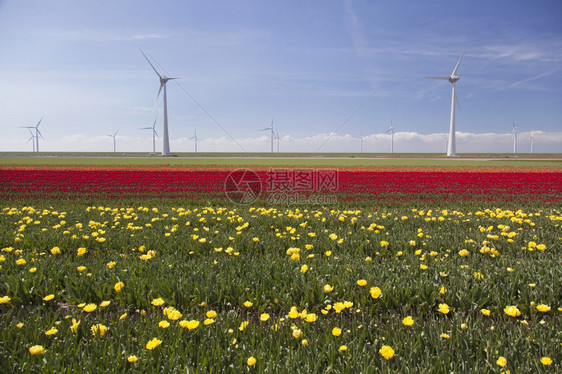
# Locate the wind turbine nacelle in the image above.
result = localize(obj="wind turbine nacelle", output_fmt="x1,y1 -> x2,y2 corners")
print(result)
449,76 -> 460,83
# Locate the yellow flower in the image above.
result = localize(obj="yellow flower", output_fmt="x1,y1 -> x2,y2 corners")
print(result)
402,316 -> 414,326
420,264 -> 428,270
83,303 -> 97,313
356,279 -> 367,287
107,261 -> 116,269
536,244 -> 546,251
438,303 -> 450,314
158,320 -> 170,328
292,328 -> 303,339
332,327 -> 342,336
145,337 -> 162,350
300,264 -> 309,274
458,249 -> 469,257
481,309 -> 491,316
370,287 -> 382,299
0,296 -> 11,304
379,345 -> 395,360
305,313 -> 318,323
540,357 -> 552,366
77,247 -> 87,256
16,322 -> 24,328
206,310 -> 217,318
323,284 -> 334,293
45,328 -> 58,336
301,339 -> 308,346
127,355 -> 138,363
247,356 -> 257,366
203,318 -> 215,325
77,266 -> 86,272
504,306 -> 521,317
496,356 -> 507,367
339,345 -> 347,351
536,304 -> 550,312
28,345 -> 46,355
16,259 -> 26,266
441,333 -> 450,339
380,240 -> 389,247
100,300 -> 111,307
460,323 -> 468,330
238,321 -> 249,331
91,323 -> 108,337
70,319 -> 80,333
260,313 -> 270,322
43,294 -> 55,301
151,298 -> 165,306
29,267 -> 37,273
120,313 -> 128,320
51,247 -> 61,255
440,286 -> 447,295
243,301 -> 253,308
114,282 -> 124,292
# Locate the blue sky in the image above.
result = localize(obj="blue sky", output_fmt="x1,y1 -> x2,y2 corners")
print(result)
0,0 -> 561,153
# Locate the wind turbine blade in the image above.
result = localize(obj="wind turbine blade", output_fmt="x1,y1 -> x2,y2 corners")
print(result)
154,130 -> 159,138
140,49 -> 163,79
425,76 -> 450,80
153,116 -> 158,128
37,129 -> 45,140
451,50 -> 465,76
114,130 -> 119,136
455,94 -> 461,111
140,127 -> 152,130
153,83 -> 164,111
35,116 -> 44,128
259,128 -> 271,131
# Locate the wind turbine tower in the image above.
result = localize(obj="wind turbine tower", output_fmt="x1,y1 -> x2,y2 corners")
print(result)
140,116 -> 159,153
358,129 -> 364,153
260,115 -> 275,153
274,130 -> 280,153
385,121 -> 395,153
530,130 -> 535,154
26,129 -> 36,152
190,130 -> 199,153
512,121 -> 518,154
107,130 -> 118,153
141,50 -> 177,156
426,51 -> 465,156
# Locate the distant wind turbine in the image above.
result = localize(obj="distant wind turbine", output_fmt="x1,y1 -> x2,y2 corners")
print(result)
274,130 -> 280,153
140,116 -> 159,153
443,134 -> 448,153
141,50 -> 177,156
107,130 -> 118,153
512,121 -> 518,154
26,129 -> 36,152
358,129 -> 364,153
190,130 -> 199,153
426,51 -> 465,156
20,117 -> 44,152
530,130 -> 535,154
385,121 -> 395,153
260,115 -> 275,153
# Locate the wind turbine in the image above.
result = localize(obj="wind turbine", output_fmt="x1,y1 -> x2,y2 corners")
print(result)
21,117 -> 44,152
530,130 -> 535,154
107,130 -> 118,153
26,129 -> 36,152
443,134 -> 448,153
426,51 -> 465,156
512,121 -> 518,154
385,121 -> 395,153
190,130 -> 199,153
141,50 -> 177,156
358,129 -> 364,153
140,116 -> 159,153
274,130 -> 281,153
260,115 -> 275,153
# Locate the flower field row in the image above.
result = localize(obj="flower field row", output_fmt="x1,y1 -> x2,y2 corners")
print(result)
1,203 -> 560,372
0,168 -> 560,202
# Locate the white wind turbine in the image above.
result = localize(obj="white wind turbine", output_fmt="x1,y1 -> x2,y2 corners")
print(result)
530,130 -> 535,154
274,130 -> 281,153
260,115 -> 275,153
512,121 -> 518,154
426,51 -> 465,156
140,116 -> 159,153
190,130 -> 199,153
107,130 -> 118,153
385,121 -> 395,153
26,129 -> 36,152
358,129 -> 364,153
141,50 -> 177,156
21,117 -> 44,152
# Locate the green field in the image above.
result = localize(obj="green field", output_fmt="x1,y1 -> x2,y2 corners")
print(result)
1,152 -> 562,169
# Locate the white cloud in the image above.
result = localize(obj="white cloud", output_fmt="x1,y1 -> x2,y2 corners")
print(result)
2,131 -> 560,154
